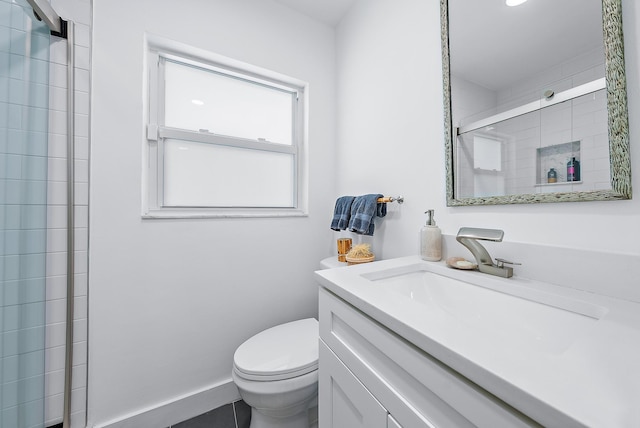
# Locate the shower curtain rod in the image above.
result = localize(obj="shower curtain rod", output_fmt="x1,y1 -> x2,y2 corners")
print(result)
25,0 -> 67,38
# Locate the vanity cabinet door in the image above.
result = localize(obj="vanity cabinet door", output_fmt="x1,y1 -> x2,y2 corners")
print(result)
388,414 -> 403,428
319,341 -> 387,428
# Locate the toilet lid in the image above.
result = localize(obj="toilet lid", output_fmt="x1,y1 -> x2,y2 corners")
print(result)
233,318 -> 318,381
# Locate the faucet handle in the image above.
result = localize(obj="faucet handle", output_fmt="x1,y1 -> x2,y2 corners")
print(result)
494,258 -> 521,268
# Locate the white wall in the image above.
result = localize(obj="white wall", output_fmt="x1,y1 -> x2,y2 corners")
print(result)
450,74 -> 497,126
88,0 -> 640,425
336,0 -> 640,261
89,0 -> 336,426
335,0 -> 444,261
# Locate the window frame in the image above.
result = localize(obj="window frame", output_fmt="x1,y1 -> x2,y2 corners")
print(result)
143,43 -> 308,218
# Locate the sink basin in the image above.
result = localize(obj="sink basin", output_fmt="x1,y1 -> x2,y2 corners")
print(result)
363,264 -> 607,354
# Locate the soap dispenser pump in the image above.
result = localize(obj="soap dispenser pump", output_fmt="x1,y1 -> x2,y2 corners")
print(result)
421,210 -> 442,261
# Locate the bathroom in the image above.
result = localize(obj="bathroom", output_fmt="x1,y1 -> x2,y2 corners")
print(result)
2,0 -> 639,426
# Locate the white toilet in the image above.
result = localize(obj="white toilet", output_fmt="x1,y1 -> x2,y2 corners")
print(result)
232,258 -> 344,428
232,318 -> 319,428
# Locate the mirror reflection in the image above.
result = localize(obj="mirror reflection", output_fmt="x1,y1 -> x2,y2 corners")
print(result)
443,0 -> 631,205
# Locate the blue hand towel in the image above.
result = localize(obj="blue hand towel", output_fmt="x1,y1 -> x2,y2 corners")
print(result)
330,196 -> 355,231
348,194 -> 386,236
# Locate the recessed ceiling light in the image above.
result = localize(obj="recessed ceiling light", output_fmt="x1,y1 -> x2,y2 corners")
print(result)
506,0 -> 527,6
191,99 -> 204,106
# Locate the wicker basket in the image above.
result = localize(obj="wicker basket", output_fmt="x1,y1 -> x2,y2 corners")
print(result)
345,255 -> 375,265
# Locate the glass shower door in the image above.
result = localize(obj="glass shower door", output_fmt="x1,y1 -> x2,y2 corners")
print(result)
1,0 -> 51,426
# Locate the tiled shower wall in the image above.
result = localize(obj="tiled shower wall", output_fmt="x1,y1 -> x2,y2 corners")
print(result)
454,47 -> 607,198
44,0 -> 90,426
497,47 -> 608,195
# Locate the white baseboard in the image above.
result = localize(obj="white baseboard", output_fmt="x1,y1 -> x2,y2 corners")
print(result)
93,379 -> 240,428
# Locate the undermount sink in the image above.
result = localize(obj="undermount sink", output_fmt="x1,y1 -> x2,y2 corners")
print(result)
363,264 -> 607,354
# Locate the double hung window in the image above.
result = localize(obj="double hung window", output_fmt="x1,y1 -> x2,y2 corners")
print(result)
145,46 -> 306,217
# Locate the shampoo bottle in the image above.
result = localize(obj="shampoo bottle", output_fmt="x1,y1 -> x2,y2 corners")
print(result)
567,157 -> 581,181
420,210 -> 442,261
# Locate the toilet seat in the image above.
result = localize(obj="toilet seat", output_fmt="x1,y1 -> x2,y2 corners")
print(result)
233,318 -> 319,382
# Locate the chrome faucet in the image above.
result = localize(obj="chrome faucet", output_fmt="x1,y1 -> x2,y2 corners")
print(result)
456,227 -> 520,278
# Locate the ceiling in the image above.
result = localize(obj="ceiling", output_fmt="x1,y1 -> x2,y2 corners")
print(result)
449,0 -> 604,91
271,0 -> 604,92
272,0 -> 359,27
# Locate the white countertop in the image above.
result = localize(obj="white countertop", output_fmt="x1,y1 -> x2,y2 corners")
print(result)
314,256 -> 640,427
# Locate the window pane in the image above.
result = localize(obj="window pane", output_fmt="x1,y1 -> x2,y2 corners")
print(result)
473,136 -> 502,171
163,139 -> 295,207
164,60 -> 294,145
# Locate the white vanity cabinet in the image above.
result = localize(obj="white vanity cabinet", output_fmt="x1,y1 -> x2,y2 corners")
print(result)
320,341 -> 413,428
319,342 -> 388,428
387,415 -> 403,428
318,287 -> 540,428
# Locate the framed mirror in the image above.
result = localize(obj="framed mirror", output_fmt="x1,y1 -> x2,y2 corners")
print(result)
441,0 -> 631,206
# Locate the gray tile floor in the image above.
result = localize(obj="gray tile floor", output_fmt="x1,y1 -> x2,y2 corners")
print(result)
170,400 -> 251,428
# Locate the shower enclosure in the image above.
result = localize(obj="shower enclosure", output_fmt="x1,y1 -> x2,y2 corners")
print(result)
1,0 -> 75,426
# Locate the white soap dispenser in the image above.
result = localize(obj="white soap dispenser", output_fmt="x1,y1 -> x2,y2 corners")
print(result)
420,209 -> 442,261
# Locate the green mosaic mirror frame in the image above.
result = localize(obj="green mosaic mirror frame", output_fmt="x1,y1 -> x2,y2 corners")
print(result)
441,0 -> 631,206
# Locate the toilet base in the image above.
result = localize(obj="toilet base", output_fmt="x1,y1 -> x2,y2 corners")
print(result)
233,367 -> 317,428
250,406 -> 313,428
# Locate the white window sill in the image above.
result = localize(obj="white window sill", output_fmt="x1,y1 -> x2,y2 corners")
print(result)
142,207 -> 309,219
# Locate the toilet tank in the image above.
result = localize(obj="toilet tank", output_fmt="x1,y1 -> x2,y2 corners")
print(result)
320,257 -> 347,270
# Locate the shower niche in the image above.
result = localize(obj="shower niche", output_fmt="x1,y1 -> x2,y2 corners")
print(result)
536,141 -> 581,186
